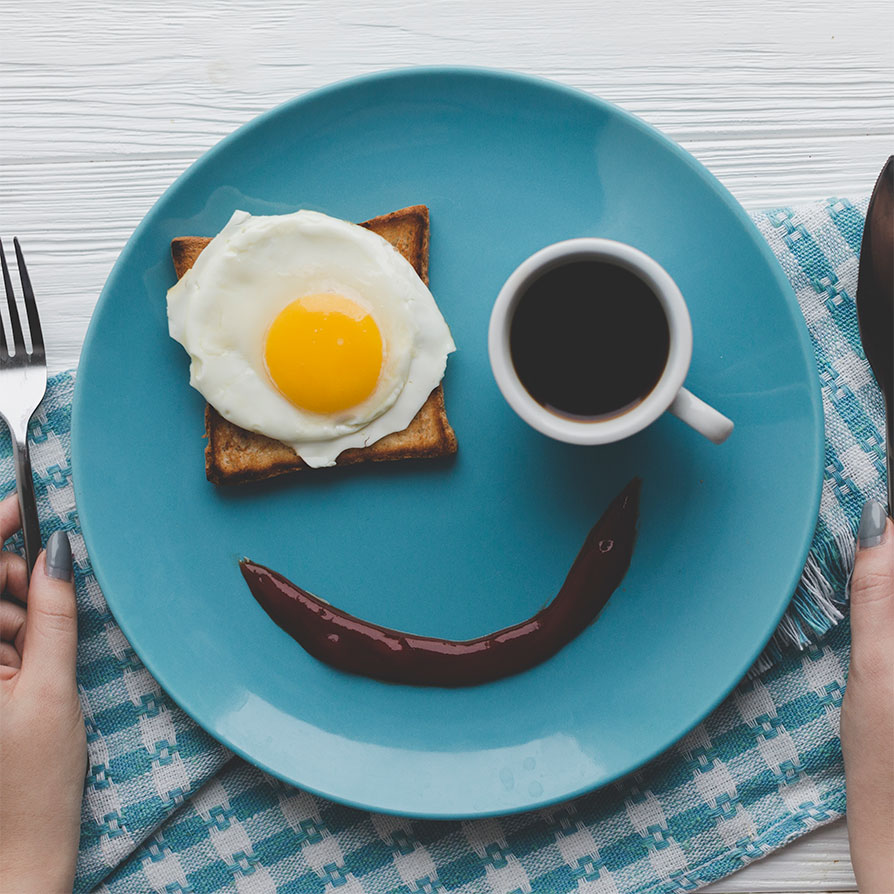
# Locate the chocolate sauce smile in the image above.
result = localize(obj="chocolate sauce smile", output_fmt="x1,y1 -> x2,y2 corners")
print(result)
240,478 -> 641,686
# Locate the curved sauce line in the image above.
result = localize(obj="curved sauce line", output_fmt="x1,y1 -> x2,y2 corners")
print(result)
240,478 -> 641,686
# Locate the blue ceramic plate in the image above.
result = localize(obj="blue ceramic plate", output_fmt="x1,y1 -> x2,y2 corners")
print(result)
73,68 -> 823,818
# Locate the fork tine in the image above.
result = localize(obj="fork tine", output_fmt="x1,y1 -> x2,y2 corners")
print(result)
0,267 -> 6,361
0,239 -> 10,358
0,241 -> 11,359
0,237 -> 26,354
13,238 -> 44,358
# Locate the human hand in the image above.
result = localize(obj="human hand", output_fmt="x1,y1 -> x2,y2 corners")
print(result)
0,494 -> 86,893
841,500 -> 894,893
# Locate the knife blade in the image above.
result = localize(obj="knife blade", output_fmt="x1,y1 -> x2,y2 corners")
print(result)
855,156 -> 894,515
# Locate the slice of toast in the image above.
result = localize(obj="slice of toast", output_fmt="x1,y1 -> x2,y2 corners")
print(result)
171,205 -> 457,485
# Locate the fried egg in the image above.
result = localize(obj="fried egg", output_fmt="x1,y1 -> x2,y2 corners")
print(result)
166,209 -> 455,468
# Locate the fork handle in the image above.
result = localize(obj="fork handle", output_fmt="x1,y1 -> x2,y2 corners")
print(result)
11,429 -> 42,579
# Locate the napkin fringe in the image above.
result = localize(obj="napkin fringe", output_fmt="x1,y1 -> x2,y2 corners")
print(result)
750,523 -> 855,675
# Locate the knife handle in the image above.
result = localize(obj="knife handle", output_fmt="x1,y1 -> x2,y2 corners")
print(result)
886,400 -> 893,517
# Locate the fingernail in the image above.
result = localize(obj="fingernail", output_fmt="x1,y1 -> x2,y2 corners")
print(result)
45,531 -> 72,580
858,500 -> 887,549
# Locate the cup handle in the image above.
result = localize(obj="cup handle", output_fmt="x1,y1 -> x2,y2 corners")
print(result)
668,387 -> 734,444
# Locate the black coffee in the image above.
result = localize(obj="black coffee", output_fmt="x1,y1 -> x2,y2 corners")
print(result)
509,260 -> 670,420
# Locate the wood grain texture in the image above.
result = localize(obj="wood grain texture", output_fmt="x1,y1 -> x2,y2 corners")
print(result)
3,0 -> 892,380
701,822 -> 857,891
2,0 -> 889,888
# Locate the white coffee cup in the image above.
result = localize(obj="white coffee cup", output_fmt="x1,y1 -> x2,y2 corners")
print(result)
488,239 -> 734,445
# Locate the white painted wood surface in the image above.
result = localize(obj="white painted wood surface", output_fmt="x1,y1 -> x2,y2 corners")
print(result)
3,0 -> 890,889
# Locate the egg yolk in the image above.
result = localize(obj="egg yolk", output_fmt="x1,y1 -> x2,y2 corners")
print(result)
265,293 -> 383,415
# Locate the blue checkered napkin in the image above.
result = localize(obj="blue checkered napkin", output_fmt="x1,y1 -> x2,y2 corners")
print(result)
0,196 -> 885,894
752,197 -> 885,659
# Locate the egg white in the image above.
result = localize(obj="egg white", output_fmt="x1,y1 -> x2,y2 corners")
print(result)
167,209 -> 455,467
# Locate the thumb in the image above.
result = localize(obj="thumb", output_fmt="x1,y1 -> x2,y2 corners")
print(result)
849,500 -> 894,675
22,531 -> 78,690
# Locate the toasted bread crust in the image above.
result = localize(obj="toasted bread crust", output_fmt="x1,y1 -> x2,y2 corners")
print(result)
170,205 -> 456,483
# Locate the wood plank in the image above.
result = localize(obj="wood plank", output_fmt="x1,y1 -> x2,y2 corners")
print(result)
702,819 -> 857,891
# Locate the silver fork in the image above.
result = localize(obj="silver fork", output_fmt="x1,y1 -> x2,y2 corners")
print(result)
0,238 -> 47,580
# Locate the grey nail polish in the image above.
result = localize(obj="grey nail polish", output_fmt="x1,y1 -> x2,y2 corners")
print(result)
858,500 -> 887,549
45,530 -> 72,580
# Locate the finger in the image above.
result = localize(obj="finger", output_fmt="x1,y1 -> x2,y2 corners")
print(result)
0,550 -> 29,603
1,598 -> 27,652
20,531 -> 78,691
0,641 -> 21,669
0,493 -> 22,544
849,502 -> 894,673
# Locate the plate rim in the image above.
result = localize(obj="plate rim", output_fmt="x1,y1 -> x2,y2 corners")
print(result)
71,65 -> 825,818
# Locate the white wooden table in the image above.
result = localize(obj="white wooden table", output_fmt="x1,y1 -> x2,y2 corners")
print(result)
3,1 -> 892,889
